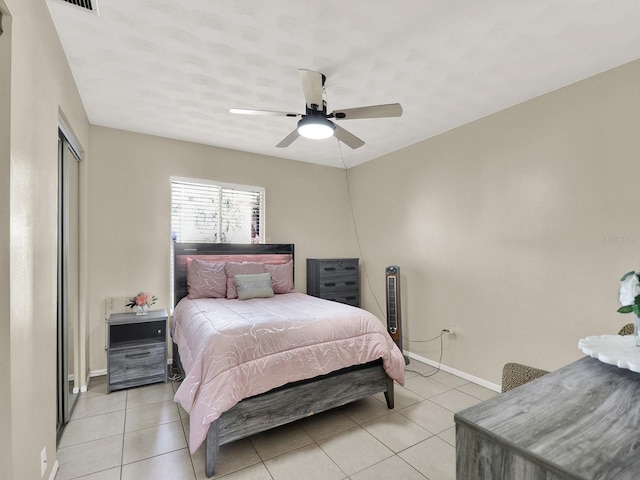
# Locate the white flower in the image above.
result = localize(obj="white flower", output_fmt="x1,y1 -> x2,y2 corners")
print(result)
619,272 -> 640,306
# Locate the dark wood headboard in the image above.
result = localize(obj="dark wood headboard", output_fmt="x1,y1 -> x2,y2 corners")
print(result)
173,243 -> 295,306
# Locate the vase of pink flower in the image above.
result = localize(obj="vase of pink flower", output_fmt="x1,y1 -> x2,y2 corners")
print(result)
126,292 -> 158,316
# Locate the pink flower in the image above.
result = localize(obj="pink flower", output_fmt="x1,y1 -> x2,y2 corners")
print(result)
127,292 -> 157,309
135,293 -> 149,306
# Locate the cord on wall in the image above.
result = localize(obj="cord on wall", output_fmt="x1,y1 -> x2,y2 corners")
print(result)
337,139 -> 451,344
324,88 -> 386,318
336,138 -> 386,320
337,135 -> 451,324
334,125 -> 448,376
403,330 -> 447,378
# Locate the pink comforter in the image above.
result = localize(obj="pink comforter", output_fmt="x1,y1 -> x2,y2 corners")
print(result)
172,292 -> 405,453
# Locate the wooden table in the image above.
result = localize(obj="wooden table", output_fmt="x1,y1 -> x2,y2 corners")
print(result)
455,356 -> 640,479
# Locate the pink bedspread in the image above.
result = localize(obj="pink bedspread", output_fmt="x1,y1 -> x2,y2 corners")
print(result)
172,292 -> 405,453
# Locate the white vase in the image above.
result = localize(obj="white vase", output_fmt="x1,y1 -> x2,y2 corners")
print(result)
136,304 -> 149,316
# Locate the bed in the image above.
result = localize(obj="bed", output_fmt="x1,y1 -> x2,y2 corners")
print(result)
171,243 -> 405,477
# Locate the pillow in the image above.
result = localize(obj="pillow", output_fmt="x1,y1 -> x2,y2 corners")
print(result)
235,273 -> 274,300
265,261 -> 295,294
225,262 -> 266,299
187,258 -> 227,299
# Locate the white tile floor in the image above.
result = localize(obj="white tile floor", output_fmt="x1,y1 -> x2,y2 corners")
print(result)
56,360 -> 497,480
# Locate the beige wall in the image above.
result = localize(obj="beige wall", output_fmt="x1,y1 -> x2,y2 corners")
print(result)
0,2 -> 12,475
4,0 -> 90,478
87,126 -> 359,371
349,59 -> 640,386
5,1 -> 640,475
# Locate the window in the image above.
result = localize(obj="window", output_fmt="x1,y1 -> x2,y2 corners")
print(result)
171,177 -> 264,244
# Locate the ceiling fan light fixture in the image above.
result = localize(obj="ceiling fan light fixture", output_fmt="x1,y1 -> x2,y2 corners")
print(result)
297,116 -> 335,140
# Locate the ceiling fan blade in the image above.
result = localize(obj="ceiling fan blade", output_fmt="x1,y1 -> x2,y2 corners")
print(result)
230,108 -> 299,117
299,69 -> 324,109
333,103 -> 402,120
276,129 -> 300,148
334,124 -> 365,149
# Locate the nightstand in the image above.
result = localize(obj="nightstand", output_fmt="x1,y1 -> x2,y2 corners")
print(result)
107,309 -> 168,393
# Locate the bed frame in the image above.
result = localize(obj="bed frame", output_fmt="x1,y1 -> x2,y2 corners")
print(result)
172,243 -> 395,477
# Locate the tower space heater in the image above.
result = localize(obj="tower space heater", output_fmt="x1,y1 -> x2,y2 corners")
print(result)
385,265 -> 410,365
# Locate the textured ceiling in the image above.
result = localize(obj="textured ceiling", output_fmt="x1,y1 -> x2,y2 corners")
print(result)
47,0 -> 640,169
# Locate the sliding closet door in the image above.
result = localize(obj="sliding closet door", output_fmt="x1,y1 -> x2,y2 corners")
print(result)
57,129 -> 80,440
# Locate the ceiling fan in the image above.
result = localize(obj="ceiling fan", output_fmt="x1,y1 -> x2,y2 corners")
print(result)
230,69 -> 402,149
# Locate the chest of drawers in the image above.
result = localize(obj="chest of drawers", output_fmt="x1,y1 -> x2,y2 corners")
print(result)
306,258 -> 360,307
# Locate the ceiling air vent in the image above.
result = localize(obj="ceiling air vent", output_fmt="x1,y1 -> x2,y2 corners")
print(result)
60,0 -> 98,14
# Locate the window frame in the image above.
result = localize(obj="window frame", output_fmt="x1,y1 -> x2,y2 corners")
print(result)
170,176 -> 265,245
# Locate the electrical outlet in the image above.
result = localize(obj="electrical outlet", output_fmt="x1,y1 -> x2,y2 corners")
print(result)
448,324 -> 457,336
40,446 -> 47,477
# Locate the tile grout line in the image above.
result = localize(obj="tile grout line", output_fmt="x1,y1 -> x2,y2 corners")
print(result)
64,363 -> 465,479
119,389 -> 128,480
172,379 -> 198,480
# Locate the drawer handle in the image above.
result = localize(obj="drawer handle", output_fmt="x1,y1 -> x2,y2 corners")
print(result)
126,351 -> 151,359
345,281 -> 356,286
345,266 -> 356,270
324,282 -> 336,287
323,267 -> 336,271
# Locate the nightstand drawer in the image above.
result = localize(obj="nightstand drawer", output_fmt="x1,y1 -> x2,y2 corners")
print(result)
319,291 -> 359,307
314,259 -> 358,275
109,344 -> 166,385
316,277 -> 359,294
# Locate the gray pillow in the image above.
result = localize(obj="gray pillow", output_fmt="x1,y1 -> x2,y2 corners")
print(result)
235,273 -> 274,300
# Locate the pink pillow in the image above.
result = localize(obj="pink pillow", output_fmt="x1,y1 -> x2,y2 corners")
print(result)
225,262 -> 266,299
187,258 -> 227,299
265,261 -> 295,294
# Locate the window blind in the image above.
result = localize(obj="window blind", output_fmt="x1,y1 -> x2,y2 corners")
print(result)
171,178 -> 264,244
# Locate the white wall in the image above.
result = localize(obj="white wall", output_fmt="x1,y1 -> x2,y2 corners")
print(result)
348,58 -> 640,385
86,126 -> 360,371
3,0 -> 90,478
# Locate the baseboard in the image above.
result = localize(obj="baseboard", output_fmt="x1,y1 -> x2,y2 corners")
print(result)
70,374 -> 81,394
49,460 -> 59,480
405,350 -> 501,392
80,371 -> 91,392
